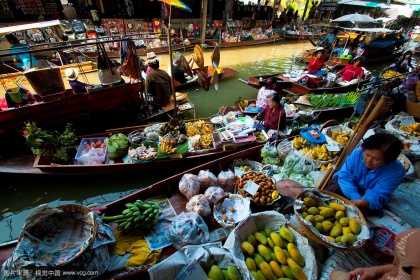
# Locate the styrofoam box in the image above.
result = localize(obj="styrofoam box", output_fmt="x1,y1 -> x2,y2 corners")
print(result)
75,137 -> 108,165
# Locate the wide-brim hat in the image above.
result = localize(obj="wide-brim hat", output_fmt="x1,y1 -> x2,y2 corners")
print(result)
170,92 -> 189,104
352,55 -> 366,63
146,52 -> 160,65
293,95 -> 313,106
193,44 -> 204,68
64,68 -> 78,81
313,47 -> 325,54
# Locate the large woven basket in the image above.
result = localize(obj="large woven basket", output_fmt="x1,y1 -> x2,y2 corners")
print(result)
294,189 -> 368,251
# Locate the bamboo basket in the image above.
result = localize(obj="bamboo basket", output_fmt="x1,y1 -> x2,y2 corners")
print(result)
294,189 -> 368,251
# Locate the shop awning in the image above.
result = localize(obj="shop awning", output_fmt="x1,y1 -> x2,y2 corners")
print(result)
337,0 -> 414,17
0,20 -> 60,35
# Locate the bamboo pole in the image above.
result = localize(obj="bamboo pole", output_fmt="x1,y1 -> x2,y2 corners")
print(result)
319,88 -> 393,190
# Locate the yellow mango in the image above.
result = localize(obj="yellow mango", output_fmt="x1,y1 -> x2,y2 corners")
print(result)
287,258 -> 301,269
257,270 -> 268,280
270,232 -> 284,248
303,197 -> 317,207
279,226 -> 295,243
292,267 -> 307,280
329,202 -> 346,212
255,232 -> 268,245
301,212 -> 308,219
335,236 -> 342,244
288,247 -> 305,267
318,206 -> 327,211
339,217 -> 350,227
341,233 -> 357,246
274,246 -> 287,265
241,241 -> 254,256
247,234 -> 257,247
335,210 -> 345,220
314,215 -> 325,223
250,271 -> 265,280
321,221 -> 334,233
305,215 -> 316,225
246,257 -> 257,272
270,260 -> 284,278
320,207 -> 335,218
349,218 -> 361,235
315,222 -> 323,233
281,265 -> 296,279
227,265 -> 241,280
325,236 -> 336,243
342,227 -> 352,235
254,253 -> 265,269
307,207 -> 319,215
208,265 -> 223,280
283,249 -> 291,259
267,237 -> 275,249
260,261 -> 277,280
330,225 -> 343,238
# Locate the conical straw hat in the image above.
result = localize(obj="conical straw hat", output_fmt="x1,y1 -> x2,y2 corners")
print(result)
193,44 -> 204,68
293,95 -> 313,106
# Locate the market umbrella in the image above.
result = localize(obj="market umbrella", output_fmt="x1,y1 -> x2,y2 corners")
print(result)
157,0 -> 191,115
331,13 -> 375,28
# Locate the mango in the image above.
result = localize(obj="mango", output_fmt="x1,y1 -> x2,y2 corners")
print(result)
257,270 -> 268,280
325,236 -> 336,243
287,246 -> 305,267
292,267 -> 307,280
270,260 -> 284,278
281,265 -> 296,279
241,241 -> 255,256
307,207 -> 319,216
260,261 -> 277,280
314,215 -> 325,223
248,234 -> 257,247
329,202 -> 346,212
320,207 -> 335,218
287,258 -> 301,269
335,236 -> 342,243
255,232 -> 268,245
304,215 -> 316,225
222,270 -> 229,280
246,257 -> 257,272
301,212 -> 308,219
339,217 -> 350,227
259,230 -> 267,237
227,265 -> 241,280
274,246 -> 287,265
208,265 -> 223,280
250,271 -> 264,280
349,218 -> 361,235
315,222 -> 323,232
343,227 -> 352,235
321,221 -> 334,233
283,249 -> 291,259
271,253 -> 278,263
265,228 -> 273,237
300,205 -> 308,212
318,206 -> 327,211
335,210 -> 345,220
334,220 -> 342,228
254,254 -> 265,269
267,237 -> 275,249
279,226 -> 295,243
341,233 -> 357,246
303,197 -> 317,207
330,225 -> 343,238
270,232 -> 284,248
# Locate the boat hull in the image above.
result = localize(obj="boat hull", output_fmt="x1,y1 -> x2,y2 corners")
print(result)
207,37 -> 278,48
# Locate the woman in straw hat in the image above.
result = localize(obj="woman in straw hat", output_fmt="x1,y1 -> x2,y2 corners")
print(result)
307,47 -> 327,76
253,92 -> 286,132
64,68 -> 98,94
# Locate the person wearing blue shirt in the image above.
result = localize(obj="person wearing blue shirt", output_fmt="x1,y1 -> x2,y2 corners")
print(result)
5,34 -> 38,70
325,132 -> 405,214
322,28 -> 339,49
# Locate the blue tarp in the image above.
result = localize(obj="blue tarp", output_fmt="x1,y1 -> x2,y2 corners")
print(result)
361,39 -> 408,50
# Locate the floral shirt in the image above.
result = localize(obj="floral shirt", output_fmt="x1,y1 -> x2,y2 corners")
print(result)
256,86 -> 276,108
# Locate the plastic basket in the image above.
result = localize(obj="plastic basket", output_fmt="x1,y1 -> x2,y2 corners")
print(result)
75,137 -> 108,164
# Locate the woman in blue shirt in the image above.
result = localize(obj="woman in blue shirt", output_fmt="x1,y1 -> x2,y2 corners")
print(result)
325,132 -> 405,214
5,34 -> 38,70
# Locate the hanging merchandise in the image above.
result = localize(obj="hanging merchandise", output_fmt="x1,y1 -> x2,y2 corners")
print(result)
72,19 -> 87,40
90,9 -> 101,25
97,43 -> 121,85
120,38 -> 141,81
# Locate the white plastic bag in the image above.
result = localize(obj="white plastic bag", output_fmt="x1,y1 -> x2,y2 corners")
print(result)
186,194 -> 212,217
178,173 -> 200,199
168,212 -> 210,249
197,169 -> 218,191
217,169 -> 236,193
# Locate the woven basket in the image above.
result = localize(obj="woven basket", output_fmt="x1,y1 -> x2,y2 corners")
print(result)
294,189 -> 368,251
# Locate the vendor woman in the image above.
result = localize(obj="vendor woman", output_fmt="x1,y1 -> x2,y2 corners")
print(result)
253,92 -> 286,132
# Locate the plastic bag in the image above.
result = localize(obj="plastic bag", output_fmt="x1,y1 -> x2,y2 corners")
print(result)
277,139 -> 293,160
178,173 -> 200,199
198,170 -> 218,191
283,151 -> 315,176
217,169 -> 236,193
261,142 -> 278,158
105,133 -> 128,159
168,212 -> 209,249
204,186 -> 225,206
186,194 -> 212,217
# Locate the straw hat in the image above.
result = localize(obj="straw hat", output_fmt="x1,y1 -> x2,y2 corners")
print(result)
352,56 -> 366,63
64,68 -> 79,81
193,44 -> 204,68
313,47 -> 325,55
170,29 -> 176,35
146,52 -> 159,65
170,92 -> 189,104
293,95 -> 313,106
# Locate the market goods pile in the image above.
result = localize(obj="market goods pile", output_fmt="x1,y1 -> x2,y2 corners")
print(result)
236,172 -> 279,205
293,136 -> 336,161
241,226 -> 307,280
308,91 -> 359,108
298,196 -> 361,246
102,199 -> 160,233
207,264 -> 241,280
330,130 -> 351,145
399,122 -> 420,136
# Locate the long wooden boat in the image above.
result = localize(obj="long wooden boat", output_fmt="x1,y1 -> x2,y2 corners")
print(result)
207,37 -> 279,48
0,120 -> 257,176
283,32 -> 322,41
239,73 -> 370,95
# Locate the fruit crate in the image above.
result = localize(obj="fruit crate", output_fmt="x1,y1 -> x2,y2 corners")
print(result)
294,189 -> 369,251
75,137 -> 108,165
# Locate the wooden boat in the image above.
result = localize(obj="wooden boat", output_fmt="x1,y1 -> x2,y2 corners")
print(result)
0,120 -> 257,176
283,32 -> 322,41
239,73 -> 370,95
207,36 -> 279,48
176,66 -> 239,91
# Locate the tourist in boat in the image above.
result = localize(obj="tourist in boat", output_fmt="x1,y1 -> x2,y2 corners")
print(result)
336,56 -> 365,83
145,52 -> 172,112
253,92 -> 286,132
307,47 -> 327,76
64,68 -> 99,94
172,52 -> 187,84
393,50 -> 414,74
322,28 -> 339,50
324,132 -> 405,214
264,24 -> 273,38
256,77 -> 277,111
5,34 -> 39,70
330,228 -> 420,280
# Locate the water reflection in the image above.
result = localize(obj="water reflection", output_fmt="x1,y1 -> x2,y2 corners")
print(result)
0,41 -> 396,244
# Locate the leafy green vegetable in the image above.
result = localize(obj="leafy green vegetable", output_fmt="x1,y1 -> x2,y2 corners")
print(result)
105,133 -> 129,159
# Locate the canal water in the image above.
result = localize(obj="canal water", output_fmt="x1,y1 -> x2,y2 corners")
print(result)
0,40 -> 395,243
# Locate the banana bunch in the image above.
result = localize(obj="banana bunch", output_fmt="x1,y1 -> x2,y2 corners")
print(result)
159,118 -> 186,136
160,141 -> 178,154
186,123 -> 200,136
293,136 -> 308,150
239,165 -> 252,172
309,144 -> 334,161
200,123 -> 214,135
400,123 -> 420,136
199,133 -> 213,149
320,163 -> 332,172
331,131 -> 351,145
102,200 -> 160,233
